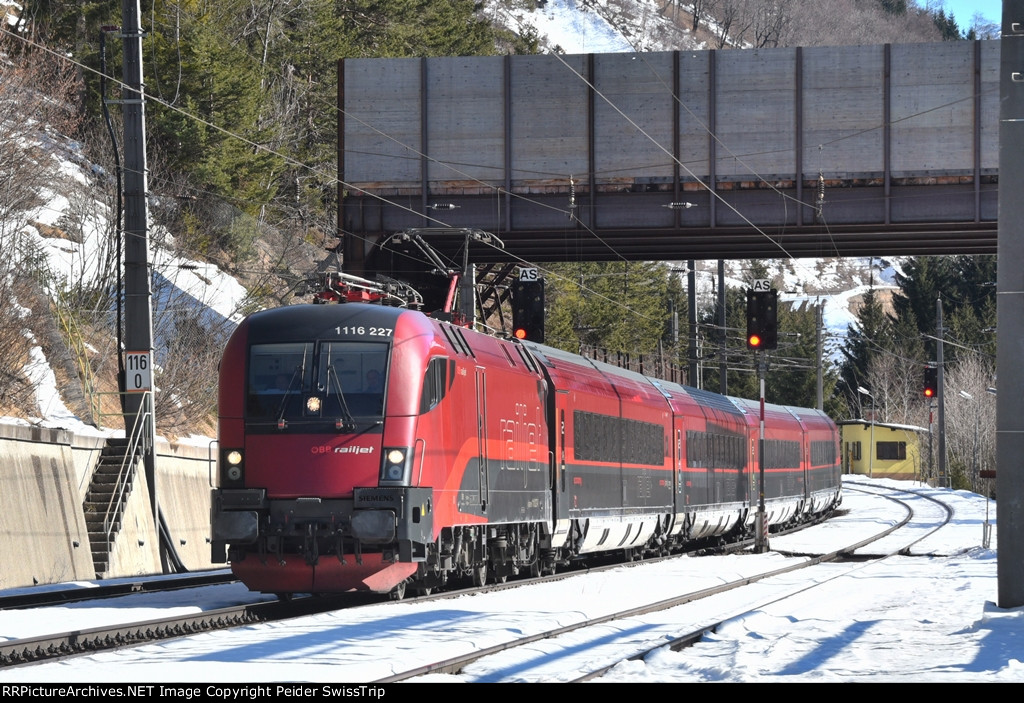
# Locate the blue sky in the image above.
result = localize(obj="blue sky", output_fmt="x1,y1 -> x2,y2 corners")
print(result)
937,0 -> 1001,28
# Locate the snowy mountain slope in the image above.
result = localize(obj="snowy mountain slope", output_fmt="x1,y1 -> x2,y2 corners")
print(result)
2,1 -> 898,430
5,128 -> 250,432
480,0 -> 703,54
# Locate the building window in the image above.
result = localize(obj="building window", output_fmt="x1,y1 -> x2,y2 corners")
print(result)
876,441 -> 907,461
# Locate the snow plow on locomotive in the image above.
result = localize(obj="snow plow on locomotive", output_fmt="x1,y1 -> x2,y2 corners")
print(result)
211,294 -> 841,599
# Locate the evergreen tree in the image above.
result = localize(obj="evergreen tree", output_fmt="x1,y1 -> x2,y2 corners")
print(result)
543,261 -> 685,365
933,8 -> 963,40
766,301 -> 841,415
891,255 -> 996,364
878,0 -> 907,14
839,288 -> 892,410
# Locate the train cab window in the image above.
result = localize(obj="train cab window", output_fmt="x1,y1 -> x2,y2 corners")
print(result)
247,343 -> 313,419
317,341 -> 389,419
246,341 -> 389,424
419,357 -> 450,414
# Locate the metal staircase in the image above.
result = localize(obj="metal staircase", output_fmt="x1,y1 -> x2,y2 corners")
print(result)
82,396 -> 152,578
83,437 -> 139,577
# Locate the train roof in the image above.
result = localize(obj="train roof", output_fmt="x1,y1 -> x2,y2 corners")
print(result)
240,303 -> 411,343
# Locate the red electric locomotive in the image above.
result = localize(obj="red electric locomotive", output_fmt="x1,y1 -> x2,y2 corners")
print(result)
211,298 -> 841,599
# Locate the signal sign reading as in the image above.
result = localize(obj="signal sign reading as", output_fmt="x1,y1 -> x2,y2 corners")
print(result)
518,267 -> 539,281
125,351 -> 152,392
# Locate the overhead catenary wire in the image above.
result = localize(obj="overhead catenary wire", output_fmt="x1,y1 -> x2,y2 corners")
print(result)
0,26 -> 670,329
3,18 -> 987,372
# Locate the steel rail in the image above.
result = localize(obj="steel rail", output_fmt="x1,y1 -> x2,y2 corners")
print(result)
376,484 -> 947,683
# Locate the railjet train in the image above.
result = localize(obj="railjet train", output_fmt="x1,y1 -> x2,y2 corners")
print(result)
211,299 -> 841,598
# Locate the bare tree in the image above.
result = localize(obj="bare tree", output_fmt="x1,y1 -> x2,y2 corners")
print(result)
0,32 -> 82,410
750,0 -> 791,48
944,353 -> 996,493
864,351 -> 928,428
690,0 -> 713,32
711,0 -> 752,48
705,0 -> 941,49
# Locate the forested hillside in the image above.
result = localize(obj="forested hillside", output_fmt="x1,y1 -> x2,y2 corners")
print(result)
0,0 -> 998,490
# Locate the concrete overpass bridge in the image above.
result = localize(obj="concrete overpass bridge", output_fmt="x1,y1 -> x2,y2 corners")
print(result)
338,39 -> 998,272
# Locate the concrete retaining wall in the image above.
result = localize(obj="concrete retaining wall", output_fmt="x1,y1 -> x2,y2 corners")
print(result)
0,421 -> 218,590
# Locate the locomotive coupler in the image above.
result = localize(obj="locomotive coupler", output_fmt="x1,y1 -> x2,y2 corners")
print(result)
303,523 -> 320,566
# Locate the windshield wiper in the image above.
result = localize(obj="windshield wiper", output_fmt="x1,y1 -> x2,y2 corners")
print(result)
327,364 -> 356,432
275,365 -> 305,428
276,348 -> 309,428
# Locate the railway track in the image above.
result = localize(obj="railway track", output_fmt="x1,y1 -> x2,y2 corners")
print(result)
0,483 -> 946,678
0,500 -> 833,669
0,571 -> 236,611
0,548 -> 734,669
381,482 -> 953,682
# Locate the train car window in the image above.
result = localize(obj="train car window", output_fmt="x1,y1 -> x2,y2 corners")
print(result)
811,440 -> 838,467
686,429 -> 746,470
763,439 -> 801,469
574,411 -> 663,466
420,357 -> 449,414
686,430 -> 704,468
247,343 -> 313,419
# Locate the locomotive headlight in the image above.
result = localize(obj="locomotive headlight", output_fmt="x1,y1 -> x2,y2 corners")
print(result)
221,449 -> 244,486
380,446 -> 413,485
306,396 -> 322,413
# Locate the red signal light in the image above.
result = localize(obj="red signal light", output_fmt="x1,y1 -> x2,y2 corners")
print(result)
514,328 -> 528,340
748,334 -> 762,348
923,366 -> 938,398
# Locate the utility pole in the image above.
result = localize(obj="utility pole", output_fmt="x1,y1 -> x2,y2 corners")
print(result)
688,260 -> 697,385
997,0 -> 1024,608
816,300 -> 823,410
120,0 -> 160,569
936,298 -> 946,488
718,260 -> 727,395
755,352 -> 769,553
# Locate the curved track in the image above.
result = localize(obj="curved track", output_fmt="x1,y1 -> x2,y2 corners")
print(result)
0,482 -> 951,679
389,481 -> 955,682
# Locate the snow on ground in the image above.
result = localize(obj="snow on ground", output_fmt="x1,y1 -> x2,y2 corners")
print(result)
483,0 -> 637,53
7,123 -> 250,432
0,478 -> 1017,682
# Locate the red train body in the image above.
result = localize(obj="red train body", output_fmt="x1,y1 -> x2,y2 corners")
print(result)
211,303 -> 841,597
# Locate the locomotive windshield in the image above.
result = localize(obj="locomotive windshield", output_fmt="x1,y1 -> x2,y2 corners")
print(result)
247,341 -> 388,426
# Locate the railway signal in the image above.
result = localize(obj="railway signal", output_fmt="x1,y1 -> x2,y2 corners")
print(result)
746,287 -> 778,350
924,366 -> 937,398
512,277 -> 545,343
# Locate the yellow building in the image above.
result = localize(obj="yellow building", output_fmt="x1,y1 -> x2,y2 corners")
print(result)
838,420 -> 928,480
